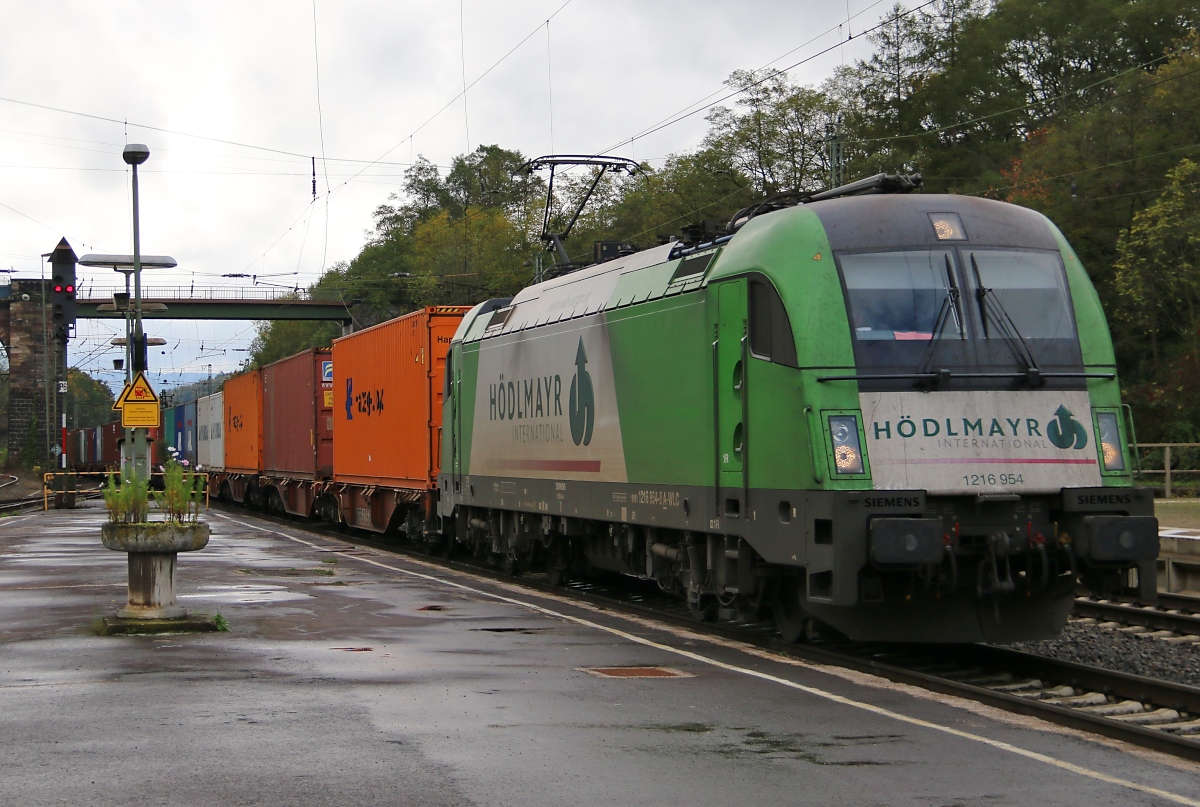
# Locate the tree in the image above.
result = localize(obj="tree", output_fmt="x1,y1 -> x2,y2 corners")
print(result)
67,367 -> 115,429
703,70 -> 837,195
248,317 -> 343,367
1111,159 -> 1200,440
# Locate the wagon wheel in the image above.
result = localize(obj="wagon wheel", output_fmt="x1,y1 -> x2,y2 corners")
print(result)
772,578 -> 809,643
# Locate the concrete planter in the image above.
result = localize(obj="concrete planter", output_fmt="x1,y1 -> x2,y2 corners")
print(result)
100,522 -> 211,620
101,522 -> 210,553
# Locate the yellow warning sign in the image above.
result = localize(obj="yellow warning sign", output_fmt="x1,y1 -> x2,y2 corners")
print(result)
121,401 -> 161,428
113,371 -> 159,410
323,390 -> 334,408
113,372 -> 161,427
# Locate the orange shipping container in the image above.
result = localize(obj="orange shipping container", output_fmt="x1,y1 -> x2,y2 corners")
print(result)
333,306 -> 469,486
223,369 -> 263,474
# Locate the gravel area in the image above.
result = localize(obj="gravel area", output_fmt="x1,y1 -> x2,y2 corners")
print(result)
1009,620 -> 1200,687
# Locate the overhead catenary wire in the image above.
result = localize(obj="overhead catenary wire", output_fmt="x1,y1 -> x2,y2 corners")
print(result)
311,0 -> 332,277
607,0 -> 890,155
596,0 -> 923,156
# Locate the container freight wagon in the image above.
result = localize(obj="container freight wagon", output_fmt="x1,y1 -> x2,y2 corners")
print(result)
176,401 -> 197,466
66,428 -> 81,468
68,428 -> 98,470
332,306 -> 469,532
260,348 -> 334,517
196,392 -> 224,472
161,404 -> 176,455
220,369 -> 264,502
85,428 -> 98,468
93,425 -> 104,468
100,421 -> 123,468
91,420 -> 161,471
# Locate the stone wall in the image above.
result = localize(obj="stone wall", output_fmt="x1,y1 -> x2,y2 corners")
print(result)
4,279 -> 67,469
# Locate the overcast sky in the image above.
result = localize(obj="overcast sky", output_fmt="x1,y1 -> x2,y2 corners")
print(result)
1,0 -> 882,394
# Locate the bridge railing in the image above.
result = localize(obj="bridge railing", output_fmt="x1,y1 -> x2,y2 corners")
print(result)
78,285 -> 345,303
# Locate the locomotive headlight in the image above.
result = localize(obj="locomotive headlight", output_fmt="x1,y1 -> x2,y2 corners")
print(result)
828,415 -> 864,474
1095,411 -> 1125,472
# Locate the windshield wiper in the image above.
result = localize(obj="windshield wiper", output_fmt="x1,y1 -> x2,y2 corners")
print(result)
916,254 -> 964,385
971,253 -> 1043,386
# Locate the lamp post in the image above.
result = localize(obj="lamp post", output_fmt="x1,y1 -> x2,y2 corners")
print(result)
123,144 -> 151,477
116,266 -> 133,475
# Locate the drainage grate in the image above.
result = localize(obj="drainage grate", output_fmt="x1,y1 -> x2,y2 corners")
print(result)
579,666 -> 693,679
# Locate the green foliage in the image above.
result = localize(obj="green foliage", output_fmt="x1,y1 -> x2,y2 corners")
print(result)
103,471 -> 149,525
214,614 -> 230,632
152,460 -> 203,523
19,409 -> 40,472
248,318 -> 341,368
703,70 -> 839,195
67,367 -> 116,429
1112,158 -> 1200,441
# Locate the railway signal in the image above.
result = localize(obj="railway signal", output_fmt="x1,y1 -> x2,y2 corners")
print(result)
49,238 -> 77,340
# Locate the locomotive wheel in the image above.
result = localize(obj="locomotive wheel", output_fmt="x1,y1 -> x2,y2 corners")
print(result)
688,593 -> 718,622
545,539 -> 570,587
772,579 -> 809,643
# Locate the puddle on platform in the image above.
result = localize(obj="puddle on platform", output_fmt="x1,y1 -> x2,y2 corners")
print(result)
633,723 -> 904,767
714,729 -> 901,765
179,584 -> 312,604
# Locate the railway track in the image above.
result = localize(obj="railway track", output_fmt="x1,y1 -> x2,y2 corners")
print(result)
1072,595 -> 1200,639
212,503 -> 1200,763
0,490 -> 103,516
0,494 -> 45,515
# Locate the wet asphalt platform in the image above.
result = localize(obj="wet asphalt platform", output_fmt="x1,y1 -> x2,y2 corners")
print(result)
2,504 -> 1199,807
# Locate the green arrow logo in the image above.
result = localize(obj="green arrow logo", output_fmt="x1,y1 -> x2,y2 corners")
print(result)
1047,404 -> 1088,450
569,337 -> 595,447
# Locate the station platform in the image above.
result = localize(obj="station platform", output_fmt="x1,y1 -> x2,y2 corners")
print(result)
1,503 -> 1198,806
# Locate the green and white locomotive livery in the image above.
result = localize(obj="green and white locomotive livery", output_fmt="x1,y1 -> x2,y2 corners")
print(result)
438,181 -> 1157,643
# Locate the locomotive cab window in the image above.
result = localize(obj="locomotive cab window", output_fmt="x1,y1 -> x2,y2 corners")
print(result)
967,249 -> 1076,340
839,250 -> 960,342
749,279 -> 798,367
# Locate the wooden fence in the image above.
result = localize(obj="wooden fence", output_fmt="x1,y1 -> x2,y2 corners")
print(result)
1131,443 -> 1200,499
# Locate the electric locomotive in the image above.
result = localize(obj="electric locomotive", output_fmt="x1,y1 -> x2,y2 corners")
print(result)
434,173 -> 1156,643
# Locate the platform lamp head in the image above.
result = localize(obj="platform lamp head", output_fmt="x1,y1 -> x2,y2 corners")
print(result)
122,143 -> 149,166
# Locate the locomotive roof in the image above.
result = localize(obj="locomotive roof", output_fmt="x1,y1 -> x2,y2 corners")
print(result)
453,193 -> 1060,344
806,193 -> 1059,253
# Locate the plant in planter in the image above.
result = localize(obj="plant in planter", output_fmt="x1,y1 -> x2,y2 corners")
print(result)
100,462 -> 210,620
153,459 -> 203,524
103,471 -> 150,524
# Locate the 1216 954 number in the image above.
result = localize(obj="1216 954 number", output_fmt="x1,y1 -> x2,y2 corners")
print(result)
963,473 -> 1024,486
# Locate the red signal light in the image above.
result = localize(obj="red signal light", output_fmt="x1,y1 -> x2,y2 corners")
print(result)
66,285 -> 74,293
54,284 -> 63,293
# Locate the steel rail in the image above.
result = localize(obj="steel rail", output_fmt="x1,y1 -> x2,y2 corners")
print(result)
214,504 -> 1200,762
0,494 -> 47,515
1073,597 -> 1200,636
